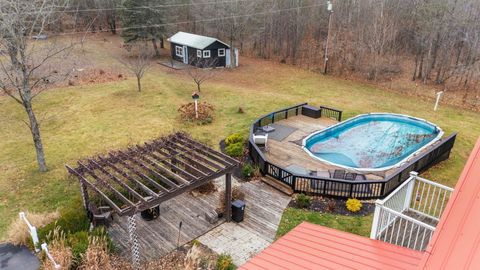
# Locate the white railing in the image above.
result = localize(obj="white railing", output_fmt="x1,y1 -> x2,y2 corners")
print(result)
19,212 -> 61,269
370,172 -> 453,251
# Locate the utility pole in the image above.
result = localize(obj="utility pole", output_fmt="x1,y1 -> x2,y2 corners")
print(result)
324,0 -> 333,74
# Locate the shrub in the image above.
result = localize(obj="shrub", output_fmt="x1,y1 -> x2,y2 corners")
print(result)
42,228 -> 73,270
296,194 -> 311,208
225,133 -> 244,146
225,142 -> 244,157
38,204 -> 90,241
242,163 -> 254,178
346,198 -> 362,213
216,254 -> 235,270
218,186 -> 246,212
79,236 -> 112,270
193,182 -> 217,195
68,231 -> 90,262
326,200 -> 336,213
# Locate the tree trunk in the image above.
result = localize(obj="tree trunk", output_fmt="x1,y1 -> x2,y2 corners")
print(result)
152,39 -> 160,57
137,76 -> 142,92
160,38 -> 164,49
196,82 -> 201,92
25,101 -> 47,172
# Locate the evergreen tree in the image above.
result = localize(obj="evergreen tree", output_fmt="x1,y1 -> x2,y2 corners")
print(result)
121,0 -> 166,56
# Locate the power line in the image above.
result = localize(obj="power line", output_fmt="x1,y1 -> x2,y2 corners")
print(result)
8,0 -> 271,15
45,3 -> 327,37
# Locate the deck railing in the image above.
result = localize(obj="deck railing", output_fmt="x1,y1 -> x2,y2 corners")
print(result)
320,106 -> 342,121
370,172 -> 453,251
248,103 -> 456,199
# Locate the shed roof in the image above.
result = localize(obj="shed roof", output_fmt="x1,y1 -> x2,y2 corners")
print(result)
240,222 -> 423,270
167,31 -> 229,49
419,137 -> 480,269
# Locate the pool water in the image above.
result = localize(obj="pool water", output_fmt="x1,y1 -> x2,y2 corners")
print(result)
303,114 -> 443,171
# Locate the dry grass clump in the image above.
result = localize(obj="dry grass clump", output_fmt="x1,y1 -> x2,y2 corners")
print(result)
42,228 -> 72,270
6,211 -> 59,246
218,186 -> 246,213
78,236 -> 113,270
192,182 -> 217,195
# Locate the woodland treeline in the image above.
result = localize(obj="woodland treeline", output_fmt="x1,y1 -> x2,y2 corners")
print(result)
65,0 -> 480,99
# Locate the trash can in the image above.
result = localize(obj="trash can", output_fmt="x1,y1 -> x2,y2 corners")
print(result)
231,200 -> 245,222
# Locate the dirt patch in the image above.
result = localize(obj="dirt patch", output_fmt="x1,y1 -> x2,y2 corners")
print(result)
289,196 -> 374,217
67,68 -> 126,87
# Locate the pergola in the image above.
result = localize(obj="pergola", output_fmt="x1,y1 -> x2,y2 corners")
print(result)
66,132 -> 239,268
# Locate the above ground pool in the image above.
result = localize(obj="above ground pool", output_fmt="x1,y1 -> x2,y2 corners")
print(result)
303,113 -> 443,172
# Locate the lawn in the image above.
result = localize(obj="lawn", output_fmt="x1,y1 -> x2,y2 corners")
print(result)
276,208 -> 373,238
1,38 -> 479,239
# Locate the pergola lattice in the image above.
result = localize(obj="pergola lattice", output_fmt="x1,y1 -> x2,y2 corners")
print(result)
66,132 -> 239,268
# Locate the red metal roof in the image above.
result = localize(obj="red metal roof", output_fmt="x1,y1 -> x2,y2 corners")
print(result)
419,138 -> 480,270
239,222 -> 424,270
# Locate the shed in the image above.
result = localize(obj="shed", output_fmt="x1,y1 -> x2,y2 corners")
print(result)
167,31 -> 232,68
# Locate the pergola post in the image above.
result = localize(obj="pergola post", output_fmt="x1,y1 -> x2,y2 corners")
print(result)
127,215 -> 141,270
225,173 -> 232,222
79,180 -> 90,211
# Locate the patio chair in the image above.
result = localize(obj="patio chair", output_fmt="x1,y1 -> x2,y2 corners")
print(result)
332,170 -> 346,179
88,202 -> 113,227
253,133 -> 268,150
344,173 -> 357,181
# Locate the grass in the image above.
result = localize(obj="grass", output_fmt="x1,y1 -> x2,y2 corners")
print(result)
1,39 -> 480,239
276,208 -> 373,238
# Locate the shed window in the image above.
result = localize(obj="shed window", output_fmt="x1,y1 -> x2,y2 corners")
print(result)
197,50 -> 202,58
218,48 -> 226,57
203,50 -> 211,58
175,46 -> 183,57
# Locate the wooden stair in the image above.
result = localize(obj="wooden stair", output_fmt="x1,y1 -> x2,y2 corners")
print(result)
261,176 -> 294,196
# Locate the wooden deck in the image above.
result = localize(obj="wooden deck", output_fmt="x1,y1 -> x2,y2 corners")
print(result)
108,177 -> 225,262
108,177 -> 291,263
265,115 -> 384,180
199,179 -> 291,265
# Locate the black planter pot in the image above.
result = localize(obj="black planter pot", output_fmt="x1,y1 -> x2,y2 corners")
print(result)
141,205 -> 160,221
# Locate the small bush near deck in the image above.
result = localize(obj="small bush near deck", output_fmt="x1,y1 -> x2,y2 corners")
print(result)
225,133 -> 244,146
218,187 -> 246,213
193,182 -> 217,195
326,200 -> 336,213
38,202 -> 90,241
242,163 -> 254,178
225,142 -> 244,157
296,194 -> 312,208
216,254 -> 236,270
346,198 -> 362,213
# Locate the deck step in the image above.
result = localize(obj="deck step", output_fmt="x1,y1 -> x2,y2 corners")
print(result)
261,176 -> 294,196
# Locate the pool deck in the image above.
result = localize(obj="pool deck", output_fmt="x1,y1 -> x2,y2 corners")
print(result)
263,115 -> 386,180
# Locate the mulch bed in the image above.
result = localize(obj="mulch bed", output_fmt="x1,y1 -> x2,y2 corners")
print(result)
289,196 -> 375,217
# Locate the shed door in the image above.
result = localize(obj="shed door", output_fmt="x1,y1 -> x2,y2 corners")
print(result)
183,46 -> 188,64
226,49 -> 231,67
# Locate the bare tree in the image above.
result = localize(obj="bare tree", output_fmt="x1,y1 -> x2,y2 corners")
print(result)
186,58 -> 218,92
0,0 -> 79,172
118,44 -> 152,92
